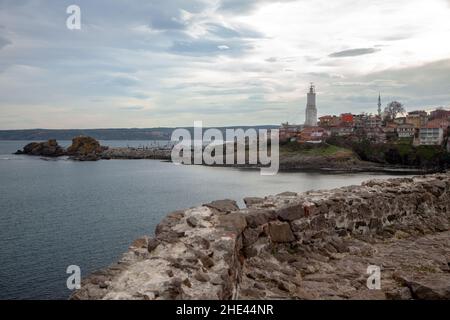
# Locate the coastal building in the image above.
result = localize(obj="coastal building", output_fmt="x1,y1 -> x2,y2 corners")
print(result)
319,115 -> 340,128
298,127 -> 328,143
397,123 -> 415,138
426,119 -> 450,134
304,83 -> 318,127
318,115 -> 332,127
393,117 -> 406,125
406,111 -> 428,129
355,114 -> 382,129
340,113 -> 354,125
365,127 -> 386,143
383,123 -> 398,141
279,122 -> 303,143
429,108 -> 450,120
330,125 -> 354,136
418,126 -> 444,145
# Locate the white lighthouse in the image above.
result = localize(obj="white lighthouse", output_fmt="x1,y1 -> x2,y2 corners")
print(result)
304,83 -> 317,127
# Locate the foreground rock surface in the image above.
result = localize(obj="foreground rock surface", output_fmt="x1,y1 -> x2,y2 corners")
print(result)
71,173 -> 450,300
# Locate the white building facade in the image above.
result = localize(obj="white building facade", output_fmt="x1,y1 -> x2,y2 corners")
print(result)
419,127 -> 444,145
304,84 -> 317,127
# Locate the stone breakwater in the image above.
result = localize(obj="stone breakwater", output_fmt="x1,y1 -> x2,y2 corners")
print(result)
71,173 -> 450,300
15,137 -> 172,161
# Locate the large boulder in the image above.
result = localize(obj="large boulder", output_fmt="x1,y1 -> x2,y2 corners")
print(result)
394,273 -> 450,300
218,212 -> 247,233
15,139 -> 65,157
67,136 -> 107,161
204,199 -> 239,213
268,221 -> 295,243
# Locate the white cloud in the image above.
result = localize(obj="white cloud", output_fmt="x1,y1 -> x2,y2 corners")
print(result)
0,0 -> 450,128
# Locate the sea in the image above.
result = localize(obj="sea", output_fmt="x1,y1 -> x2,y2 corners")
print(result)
0,140 -> 403,299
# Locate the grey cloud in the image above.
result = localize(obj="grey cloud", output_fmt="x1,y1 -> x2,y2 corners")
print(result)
0,36 -> 12,50
108,76 -> 140,87
307,72 -> 344,79
218,0 -> 295,14
149,16 -> 186,31
170,39 -> 252,56
205,23 -> 241,38
323,59 -> 450,114
329,48 -> 380,58
205,23 -> 265,39
120,105 -> 145,111
382,33 -> 413,41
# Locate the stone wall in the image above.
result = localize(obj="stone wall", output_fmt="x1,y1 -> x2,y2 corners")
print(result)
71,173 -> 450,300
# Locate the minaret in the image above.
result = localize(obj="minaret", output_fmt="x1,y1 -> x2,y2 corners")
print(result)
305,83 -> 317,127
377,93 -> 382,116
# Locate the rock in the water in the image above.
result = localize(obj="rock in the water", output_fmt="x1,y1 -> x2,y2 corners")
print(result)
67,136 -> 107,161
15,139 -> 65,157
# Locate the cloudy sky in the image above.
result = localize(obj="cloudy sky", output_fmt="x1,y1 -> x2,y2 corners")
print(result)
1,0 -> 450,129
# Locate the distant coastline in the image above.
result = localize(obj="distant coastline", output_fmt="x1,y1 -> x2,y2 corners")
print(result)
0,126 -> 278,141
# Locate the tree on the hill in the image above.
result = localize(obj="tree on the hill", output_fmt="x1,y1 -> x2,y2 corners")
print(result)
384,101 -> 405,121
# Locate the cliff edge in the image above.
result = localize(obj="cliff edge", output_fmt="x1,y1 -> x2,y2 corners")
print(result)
72,174 -> 450,300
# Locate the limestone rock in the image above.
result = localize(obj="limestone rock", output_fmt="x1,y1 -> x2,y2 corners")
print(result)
394,273 -> 450,300
245,209 -> 274,227
204,199 -> 239,213
218,212 -> 247,233
243,197 -> 265,208
131,236 -> 148,249
268,221 -> 295,243
277,203 -> 304,221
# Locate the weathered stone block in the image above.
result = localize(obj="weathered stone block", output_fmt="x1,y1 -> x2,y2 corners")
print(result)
268,222 -> 295,243
277,203 -> 304,221
204,199 -> 239,213
218,212 -> 247,233
243,197 -> 265,208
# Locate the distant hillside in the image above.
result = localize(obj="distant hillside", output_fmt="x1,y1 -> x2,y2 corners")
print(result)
0,126 -> 279,141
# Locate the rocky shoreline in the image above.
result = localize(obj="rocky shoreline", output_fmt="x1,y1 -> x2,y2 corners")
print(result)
13,137 -> 439,174
14,137 -> 172,161
71,173 -> 450,300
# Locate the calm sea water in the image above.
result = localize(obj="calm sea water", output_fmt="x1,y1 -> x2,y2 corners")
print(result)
0,140 -> 402,300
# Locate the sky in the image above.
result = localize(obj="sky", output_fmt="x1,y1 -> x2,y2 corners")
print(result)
1,0 -> 450,129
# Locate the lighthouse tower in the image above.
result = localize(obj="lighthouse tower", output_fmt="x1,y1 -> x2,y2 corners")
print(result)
304,83 -> 317,127
377,93 -> 382,116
